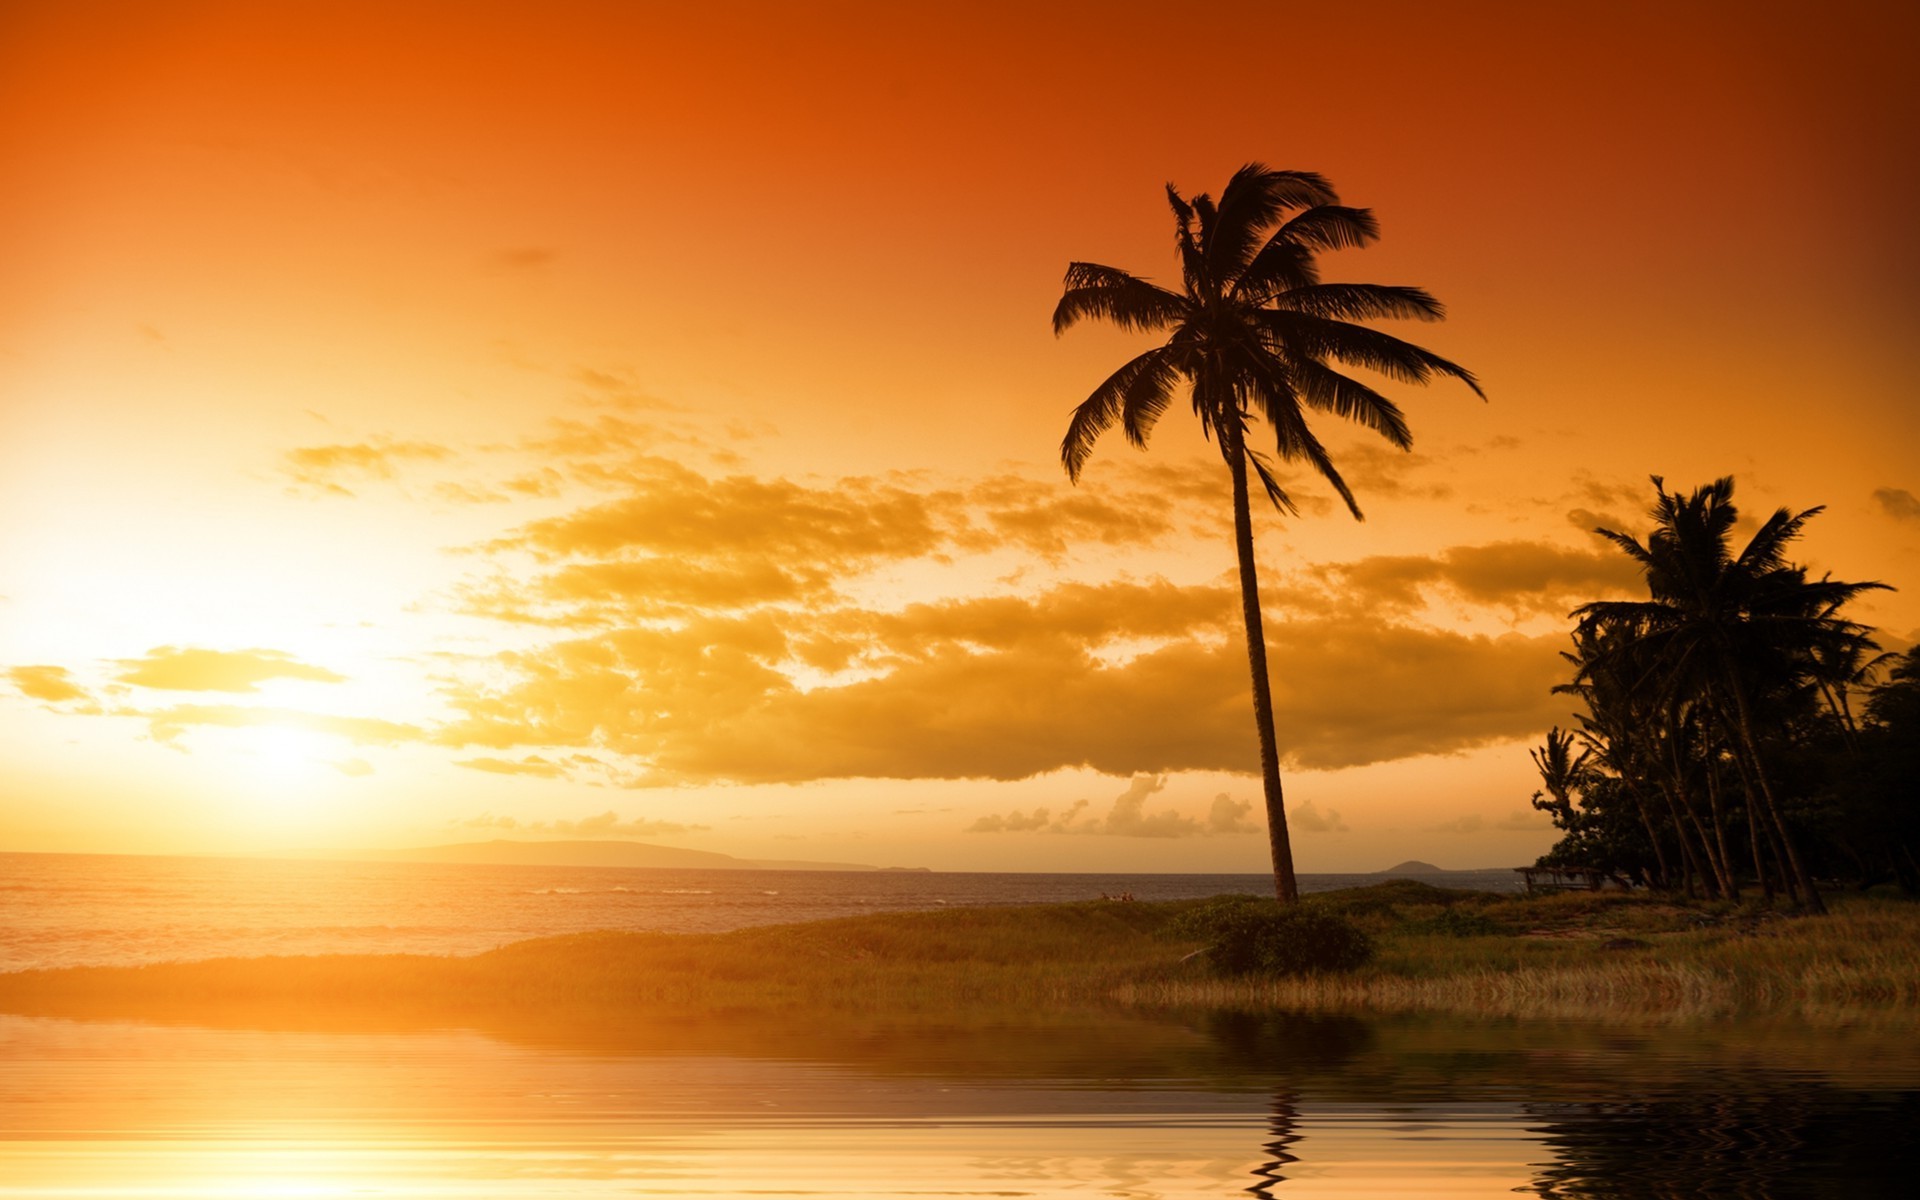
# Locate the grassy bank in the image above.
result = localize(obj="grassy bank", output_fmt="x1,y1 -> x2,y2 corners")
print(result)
1123,883 -> 1920,1022
2,882 -> 1916,1027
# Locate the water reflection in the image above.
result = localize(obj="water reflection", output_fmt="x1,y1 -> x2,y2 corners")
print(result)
1247,1094 -> 1302,1197
1,1009 -> 1915,1198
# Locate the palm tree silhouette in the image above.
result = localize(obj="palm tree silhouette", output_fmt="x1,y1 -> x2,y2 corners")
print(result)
1574,477 -> 1889,913
1052,164 -> 1480,900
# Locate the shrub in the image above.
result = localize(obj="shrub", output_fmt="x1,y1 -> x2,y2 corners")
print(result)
1170,897 -> 1374,977
1419,907 -> 1503,938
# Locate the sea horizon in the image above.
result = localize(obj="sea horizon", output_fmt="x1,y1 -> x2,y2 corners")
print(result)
0,850 -> 1523,973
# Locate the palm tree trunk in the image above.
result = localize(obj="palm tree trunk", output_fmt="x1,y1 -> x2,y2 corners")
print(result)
1623,780 -> 1672,889
1702,754 -> 1740,901
1657,781 -> 1704,898
1727,683 -> 1825,914
1225,434 -> 1298,903
1661,725 -> 1729,898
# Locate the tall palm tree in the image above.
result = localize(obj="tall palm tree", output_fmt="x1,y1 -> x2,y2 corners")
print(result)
1052,164 -> 1481,901
1573,477 -> 1889,913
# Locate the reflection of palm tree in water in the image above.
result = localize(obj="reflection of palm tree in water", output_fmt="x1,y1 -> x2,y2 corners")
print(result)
1246,1092 -> 1303,1197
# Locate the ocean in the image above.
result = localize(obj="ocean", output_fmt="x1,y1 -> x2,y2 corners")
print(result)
0,851 -> 1521,972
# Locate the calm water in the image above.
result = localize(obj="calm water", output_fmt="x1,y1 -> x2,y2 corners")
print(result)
3,852 -> 1913,1197
0,851 -> 1521,971
3,1009 -> 1915,1198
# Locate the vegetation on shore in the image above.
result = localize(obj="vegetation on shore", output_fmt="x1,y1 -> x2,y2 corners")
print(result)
3,882 -> 1915,1029
1529,476 -> 1914,908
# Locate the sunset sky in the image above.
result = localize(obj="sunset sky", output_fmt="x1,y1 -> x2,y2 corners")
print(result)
3,0 -> 1916,872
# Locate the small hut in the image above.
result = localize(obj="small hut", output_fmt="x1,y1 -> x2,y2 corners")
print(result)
1515,866 -> 1623,895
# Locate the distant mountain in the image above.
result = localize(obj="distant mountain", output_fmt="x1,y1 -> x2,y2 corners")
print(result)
1376,859 -> 1449,875
329,839 -> 918,872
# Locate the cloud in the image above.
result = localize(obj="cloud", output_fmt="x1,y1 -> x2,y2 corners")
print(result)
459,459 -> 980,623
432,569 -> 1572,783
967,776 -> 1261,838
333,758 -> 374,777
964,473 -> 1175,558
1206,793 -> 1260,834
491,247 -> 557,270
456,755 -> 567,778
1315,441 -> 1451,506
1566,507 -> 1636,541
1426,810 -> 1549,834
1873,487 -> 1920,520
966,808 -> 1055,833
497,458 -> 952,564
283,438 -> 453,496
1099,774 -> 1204,837
26,447 -> 1588,791
1288,799 -> 1348,833
1326,541 -> 1642,615
457,809 -> 709,838
139,705 -> 422,747
7,665 -> 91,704
115,647 -> 345,693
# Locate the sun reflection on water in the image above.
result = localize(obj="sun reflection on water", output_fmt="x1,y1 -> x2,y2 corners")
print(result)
2,1012 -> 1915,1198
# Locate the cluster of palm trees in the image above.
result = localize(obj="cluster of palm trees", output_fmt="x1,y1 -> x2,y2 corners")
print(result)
1530,477 -> 1913,911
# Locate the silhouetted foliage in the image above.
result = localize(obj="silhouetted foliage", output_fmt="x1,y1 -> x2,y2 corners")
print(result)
1053,164 -> 1478,902
1531,477 -> 1907,904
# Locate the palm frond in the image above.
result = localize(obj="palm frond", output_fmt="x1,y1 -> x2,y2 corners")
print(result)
1292,359 -> 1412,449
1060,348 -> 1182,480
1208,166 -> 1341,284
1164,184 -> 1207,296
1245,370 -> 1360,518
1274,283 -> 1446,322
1734,505 -> 1822,575
1593,530 -> 1656,581
1263,313 -> 1484,398
1233,239 -> 1320,300
1243,448 -> 1298,515
1275,204 -> 1379,252
1052,263 -> 1190,335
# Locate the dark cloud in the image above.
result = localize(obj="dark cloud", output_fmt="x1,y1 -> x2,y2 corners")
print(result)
1326,541 -> 1642,615
115,647 -> 345,693
1873,487 -> 1920,520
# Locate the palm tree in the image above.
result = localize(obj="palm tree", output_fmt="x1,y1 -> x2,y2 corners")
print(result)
1052,164 -> 1481,901
1573,477 -> 1890,913
1528,726 -> 1592,823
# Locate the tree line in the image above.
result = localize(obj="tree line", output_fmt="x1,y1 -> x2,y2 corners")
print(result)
1530,476 -> 1918,911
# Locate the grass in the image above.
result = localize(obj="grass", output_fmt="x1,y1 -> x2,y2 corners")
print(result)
2,882 -> 1916,1029
1121,882 -> 1920,1022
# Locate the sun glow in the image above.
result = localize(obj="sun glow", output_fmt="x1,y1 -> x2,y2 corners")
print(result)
233,725 -> 337,788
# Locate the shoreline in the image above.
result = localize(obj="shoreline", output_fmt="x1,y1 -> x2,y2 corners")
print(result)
3,882 -> 1914,1028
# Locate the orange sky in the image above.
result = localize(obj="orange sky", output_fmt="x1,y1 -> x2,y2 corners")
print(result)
3,0 -> 1917,871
